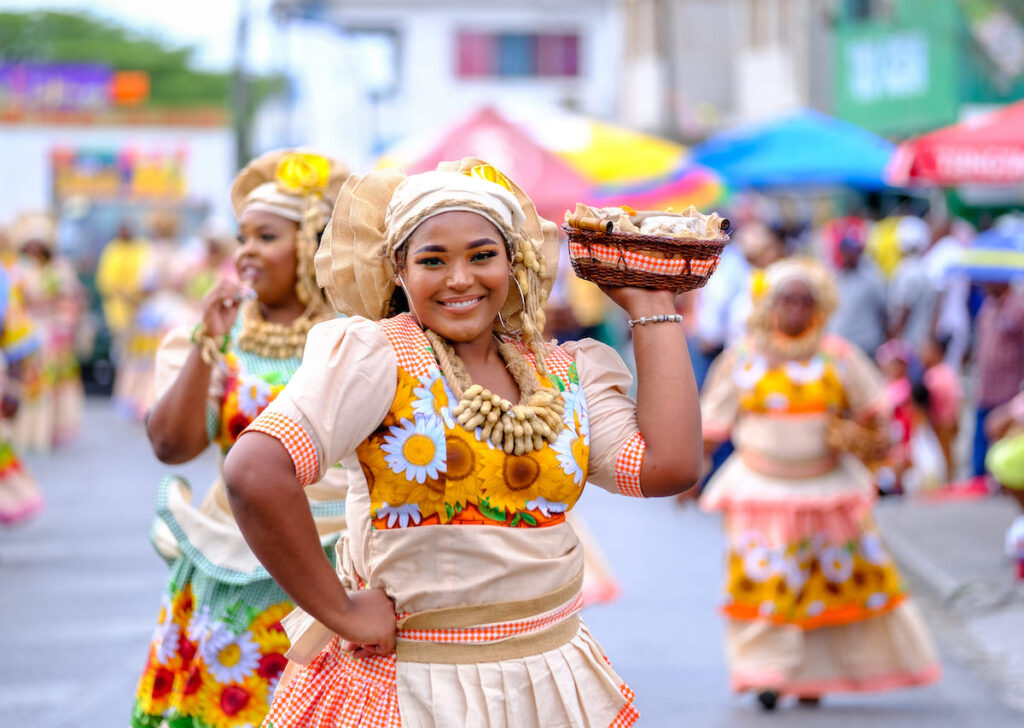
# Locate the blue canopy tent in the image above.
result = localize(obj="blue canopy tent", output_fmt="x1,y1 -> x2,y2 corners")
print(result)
691,109 -> 896,189
956,221 -> 1024,283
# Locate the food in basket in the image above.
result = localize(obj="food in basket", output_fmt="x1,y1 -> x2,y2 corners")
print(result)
562,203 -> 730,292
825,413 -> 892,465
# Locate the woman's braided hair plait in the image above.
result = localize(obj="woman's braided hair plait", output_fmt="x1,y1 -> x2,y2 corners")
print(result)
295,194 -> 334,320
509,231 -> 550,377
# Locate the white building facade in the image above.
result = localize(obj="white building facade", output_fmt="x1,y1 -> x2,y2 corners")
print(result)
264,0 -> 623,169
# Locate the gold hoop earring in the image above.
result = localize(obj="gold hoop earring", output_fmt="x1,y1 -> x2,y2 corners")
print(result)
511,273 -> 526,314
397,275 -> 424,326
497,310 -> 518,336
497,273 -> 525,336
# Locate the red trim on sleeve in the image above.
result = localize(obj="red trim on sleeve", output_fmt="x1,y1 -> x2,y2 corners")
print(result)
244,412 -> 320,486
614,432 -> 647,498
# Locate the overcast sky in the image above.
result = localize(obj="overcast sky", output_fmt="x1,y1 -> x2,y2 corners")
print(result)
3,0 -> 281,71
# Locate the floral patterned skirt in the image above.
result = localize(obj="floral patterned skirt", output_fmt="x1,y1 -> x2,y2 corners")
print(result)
132,475 -> 342,728
702,453 -> 940,694
131,556 -> 295,728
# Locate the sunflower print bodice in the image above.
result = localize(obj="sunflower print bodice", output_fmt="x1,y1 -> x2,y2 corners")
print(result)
732,345 -> 847,416
213,343 -> 300,454
357,315 -> 589,530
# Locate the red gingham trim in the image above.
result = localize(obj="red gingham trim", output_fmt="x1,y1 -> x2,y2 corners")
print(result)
610,684 -> 640,727
569,239 -> 719,277
378,314 -> 437,378
614,432 -> 647,498
244,411 -> 319,486
398,591 -> 583,645
265,636 -> 400,728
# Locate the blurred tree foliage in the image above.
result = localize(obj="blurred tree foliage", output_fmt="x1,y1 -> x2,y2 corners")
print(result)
0,10 -> 285,108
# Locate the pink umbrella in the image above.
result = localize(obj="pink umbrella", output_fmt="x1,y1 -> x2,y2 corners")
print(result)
394,106 -> 593,222
887,100 -> 1024,186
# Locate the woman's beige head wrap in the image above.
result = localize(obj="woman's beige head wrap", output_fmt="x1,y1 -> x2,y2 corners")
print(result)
10,212 -> 57,253
317,157 -> 558,351
231,149 -> 350,313
383,170 -> 526,252
749,257 -> 837,335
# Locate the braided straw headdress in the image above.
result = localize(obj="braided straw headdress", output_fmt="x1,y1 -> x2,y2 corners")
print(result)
316,157 -> 559,359
9,211 -> 57,253
748,257 -> 838,359
230,149 -> 350,358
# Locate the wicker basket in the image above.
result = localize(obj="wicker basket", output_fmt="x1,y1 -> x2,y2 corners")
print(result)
825,414 -> 891,464
563,224 -> 729,292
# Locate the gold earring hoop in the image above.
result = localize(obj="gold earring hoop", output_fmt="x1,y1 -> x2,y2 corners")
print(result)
497,272 -> 525,336
397,275 -> 425,327
511,272 -> 527,315
497,310 -> 518,336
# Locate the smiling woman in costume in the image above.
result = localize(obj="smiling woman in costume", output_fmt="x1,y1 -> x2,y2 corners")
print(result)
699,258 -> 940,711
223,158 -> 702,726
131,150 -> 350,728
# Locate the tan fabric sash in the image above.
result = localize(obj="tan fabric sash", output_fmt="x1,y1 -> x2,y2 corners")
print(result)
396,614 -> 580,664
395,568 -> 585,664
741,450 -> 838,479
398,568 -> 583,630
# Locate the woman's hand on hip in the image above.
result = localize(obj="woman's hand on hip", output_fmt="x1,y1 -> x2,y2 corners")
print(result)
337,588 -> 398,658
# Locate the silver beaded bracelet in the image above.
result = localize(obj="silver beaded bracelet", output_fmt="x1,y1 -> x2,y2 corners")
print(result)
627,314 -> 683,329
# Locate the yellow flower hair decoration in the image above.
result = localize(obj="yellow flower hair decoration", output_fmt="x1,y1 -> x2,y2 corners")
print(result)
275,153 -> 331,197
464,163 -> 514,193
750,269 -> 769,303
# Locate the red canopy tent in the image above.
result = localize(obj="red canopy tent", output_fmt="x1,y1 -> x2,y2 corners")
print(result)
394,107 -> 593,222
887,100 -> 1024,186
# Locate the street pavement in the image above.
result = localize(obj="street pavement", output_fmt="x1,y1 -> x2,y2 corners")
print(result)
1,398 -> 1022,727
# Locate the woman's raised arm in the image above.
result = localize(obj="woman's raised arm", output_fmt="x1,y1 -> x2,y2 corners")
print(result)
146,279 -> 244,463
606,287 -> 702,496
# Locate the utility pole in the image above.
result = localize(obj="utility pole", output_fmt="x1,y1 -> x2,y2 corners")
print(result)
232,0 -> 252,170
655,0 -> 680,139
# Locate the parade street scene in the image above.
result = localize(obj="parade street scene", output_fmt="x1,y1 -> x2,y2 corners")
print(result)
1,1 -> 1024,727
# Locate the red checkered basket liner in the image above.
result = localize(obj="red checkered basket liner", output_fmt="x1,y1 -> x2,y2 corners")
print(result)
564,223 -> 729,293
569,239 -> 718,278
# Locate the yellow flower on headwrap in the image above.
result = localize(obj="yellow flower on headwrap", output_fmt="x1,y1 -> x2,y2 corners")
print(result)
750,269 -> 769,303
275,153 -> 331,197
464,163 -> 514,193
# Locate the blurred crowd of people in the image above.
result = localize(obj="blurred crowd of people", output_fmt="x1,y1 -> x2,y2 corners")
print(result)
0,208 -> 237,525
95,212 -> 237,420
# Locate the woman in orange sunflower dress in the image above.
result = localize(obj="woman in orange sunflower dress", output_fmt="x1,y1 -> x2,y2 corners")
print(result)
699,259 -> 940,711
223,158 -> 703,726
131,150 -> 350,728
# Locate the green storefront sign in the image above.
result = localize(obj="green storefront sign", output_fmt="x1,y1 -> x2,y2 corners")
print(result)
834,0 -> 960,137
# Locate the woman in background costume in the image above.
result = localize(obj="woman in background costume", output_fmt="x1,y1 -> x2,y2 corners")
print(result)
131,150 -> 350,728
8,211 -> 85,449
0,265 -> 43,524
699,259 -> 940,710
